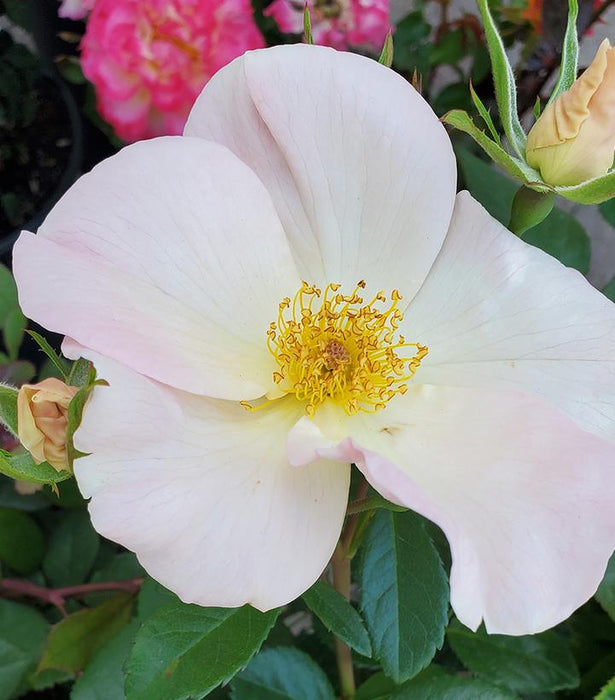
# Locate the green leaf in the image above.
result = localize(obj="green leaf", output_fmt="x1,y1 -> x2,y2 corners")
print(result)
447,621 -> 579,693
0,506 -> 44,573
442,110 -> 540,185
596,552 -> 615,621
303,580 -> 372,657
475,0 -> 526,158
597,674 -> 615,699
69,358 -> 95,387
358,510 -> 449,683
230,647 -> 335,700
26,330 -> 69,381
458,148 -> 590,273
391,665 -> 516,699
599,197 -> 615,227
72,619 -> 140,700
125,603 -> 279,700
603,277 -> 615,302
0,383 -> 18,436
43,509 -> 100,586
0,599 -> 49,699
355,671 -> 398,700
378,31 -> 394,68
0,264 -> 22,326
0,450 -> 73,485
0,474 -> 48,511
39,594 -> 134,673
3,306 -> 26,361
136,577 -> 179,622
548,0 -> 579,105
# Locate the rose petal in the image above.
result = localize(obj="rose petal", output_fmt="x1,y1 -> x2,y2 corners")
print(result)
71,349 -> 350,610
404,191 -> 615,441
14,136 -> 300,400
185,45 -> 456,298
288,387 -> 615,634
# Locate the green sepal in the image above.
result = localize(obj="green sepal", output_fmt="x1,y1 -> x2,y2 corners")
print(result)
303,5 -> 313,45
0,383 -> 18,436
66,364 -> 100,471
378,31 -> 394,68
548,0 -> 579,106
475,0 -> 527,158
509,187 -> 556,237
469,82 -> 500,145
555,169 -> 615,204
26,331 -> 69,381
442,110 -> 543,186
0,450 -> 72,485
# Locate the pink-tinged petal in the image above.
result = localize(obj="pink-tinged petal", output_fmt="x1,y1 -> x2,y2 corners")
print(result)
185,45 -> 456,299
70,349 -> 350,610
14,136 -> 300,400
404,191 -> 615,442
289,387 -> 615,634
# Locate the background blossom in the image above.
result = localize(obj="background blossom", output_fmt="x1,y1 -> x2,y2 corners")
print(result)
265,0 -> 390,51
81,0 -> 264,142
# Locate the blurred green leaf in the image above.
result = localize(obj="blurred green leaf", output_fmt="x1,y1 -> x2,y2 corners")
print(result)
230,647 -> 335,699
43,509 -> 100,586
0,599 -> 49,699
599,198 -> 615,227
447,621 -> 579,693
125,603 -> 279,700
355,671 -> 398,699
3,307 -> 26,361
39,594 -> 134,673
458,149 -> 590,273
136,577 -> 179,622
0,506 -> 44,573
303,580 -> 372,657
71,619 -> 140,700
359,510 -> 449,683
603,277 -> 615,302
597,674 -> 615,699
0,474 -> 48,511
596,553 -> 615,622
391,665 -> 516,698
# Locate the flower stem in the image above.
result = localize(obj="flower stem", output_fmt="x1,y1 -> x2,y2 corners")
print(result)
0,577 -> 143,616
331,543 -> 355,699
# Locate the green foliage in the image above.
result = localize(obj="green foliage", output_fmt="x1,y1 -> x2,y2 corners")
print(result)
125,603 -> 279,699
458,148 -> 591,273
358,510 -> 449,683
0,450 -> 73,485
303,581 -> 372,657
0,506 -> 44,573
596,554 -> 615,622
548,0 -> 579,105
0,264 -> 27,362
447,622 -> 579,693
39,594 -> 134,673
43,509 -> 100,586
230,647 -> 335,699
0,599 -> 49,698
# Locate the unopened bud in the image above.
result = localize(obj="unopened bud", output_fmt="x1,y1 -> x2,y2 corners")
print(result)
526,39 -> 615,186
17,378 -> 78,472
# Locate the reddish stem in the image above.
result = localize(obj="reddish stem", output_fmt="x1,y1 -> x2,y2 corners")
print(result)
0,577 -> 143,616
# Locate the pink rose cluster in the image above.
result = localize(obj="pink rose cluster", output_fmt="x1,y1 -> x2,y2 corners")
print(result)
81,0 -> 264,142
266,0 -> 390,51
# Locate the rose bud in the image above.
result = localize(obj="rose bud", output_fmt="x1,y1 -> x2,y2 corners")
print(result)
17,378 -> 78,472
526,39 -> 615,186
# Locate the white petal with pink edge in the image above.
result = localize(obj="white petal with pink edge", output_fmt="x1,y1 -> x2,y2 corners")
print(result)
185,45 -> 456,298
403,191 -> 615,442
288,387 -> 615,635
13,136 -> 300,400
68,348 -> 350,611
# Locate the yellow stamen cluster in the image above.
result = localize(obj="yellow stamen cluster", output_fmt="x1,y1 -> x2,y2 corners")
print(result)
265,281 -> 428,417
